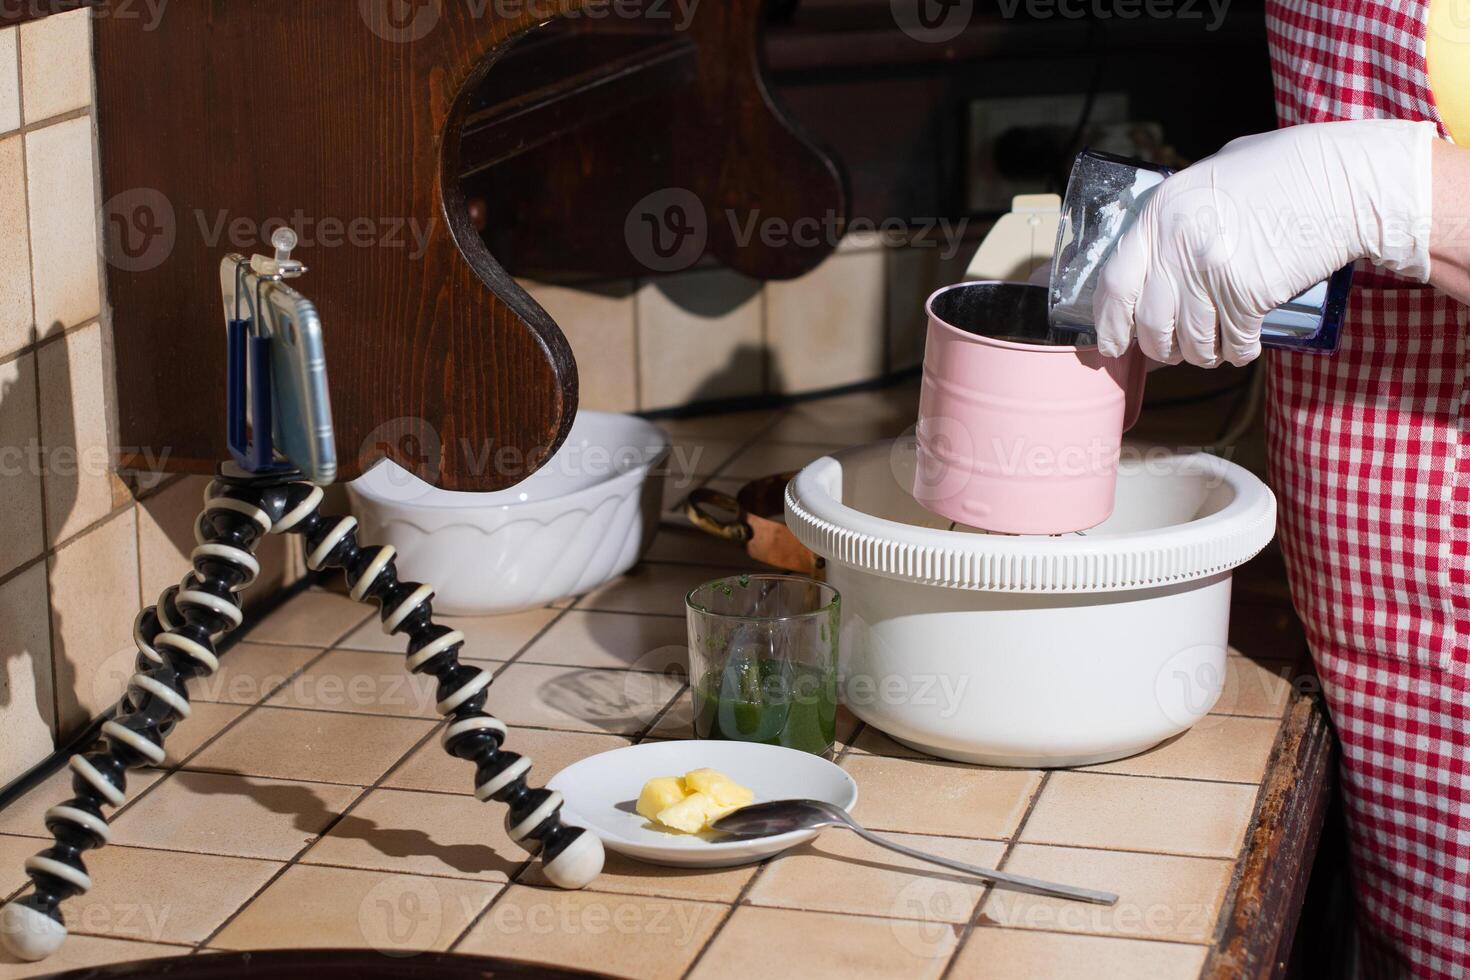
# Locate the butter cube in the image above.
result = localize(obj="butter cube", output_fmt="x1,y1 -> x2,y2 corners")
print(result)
636,776 -> 687,822
656,792 -> 719,834
684,768 -> 755,808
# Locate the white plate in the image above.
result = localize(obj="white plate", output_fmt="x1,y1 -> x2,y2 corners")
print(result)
547,740 -> 858,868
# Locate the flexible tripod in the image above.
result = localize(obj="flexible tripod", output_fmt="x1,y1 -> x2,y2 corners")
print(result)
0,463 -> 604,962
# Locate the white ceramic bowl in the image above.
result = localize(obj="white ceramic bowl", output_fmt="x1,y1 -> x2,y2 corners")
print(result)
547,740 -> 859,868
348,412 -> 670,615
785,437 -> 1277,768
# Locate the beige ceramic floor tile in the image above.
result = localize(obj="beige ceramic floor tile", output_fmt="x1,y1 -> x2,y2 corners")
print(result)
841,754 -> 1041,839
18,10 -> 91,123
655,412 -> 777,443
767,249 -> 886,395
67,846 -> 281,945
519,610 -> 689,674
300,787 -> 526,882
246,590 -> 374,648
187,705 -> 433,786
25,116 -> 100,332
337,606 -> 559,659
158,700 -> 248,767
0,562 -> 53,787
1212,657 -> 1299,718
763,392 -> 916,445
213,864 -> 500,954
663,436 -> 746,481
518,279 -> 637,413
1082,715 -> 1282,784
641,687 -> 694,740
718,442 -> 848,480
850,725 -> 929,759
485,662 -> 683,737
108,771 -> 362,861
383,729 -> 630,795
520,847 -> 756,904
636,270 -> 764,411
980,844 -> 1233,944
746,830 -> 1005,922
690,906 -> 954,980
1021,772 -> 1259,859
0,934 -> 187,978
0,30 -> 17,136
193,642 -> 323,706
954,928 -> 1210,979
457,885 -> 726,980
47,508 -> 139,732
0,767 -> 164,841
264,647 -> 461,719
574,563 -> 745,617
0,835 -> 39,898
0,354 -> 43,577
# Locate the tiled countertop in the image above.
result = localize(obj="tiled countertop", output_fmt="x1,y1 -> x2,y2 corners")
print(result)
0,384 -> 1318,979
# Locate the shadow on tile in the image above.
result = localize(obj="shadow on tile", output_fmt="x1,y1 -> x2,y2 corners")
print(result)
177,773 -> 521,879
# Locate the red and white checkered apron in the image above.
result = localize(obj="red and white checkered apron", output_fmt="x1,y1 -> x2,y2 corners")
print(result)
1264,1 -> 1470,976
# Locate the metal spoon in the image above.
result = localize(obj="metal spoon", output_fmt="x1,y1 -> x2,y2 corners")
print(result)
711,800 -> 1117,906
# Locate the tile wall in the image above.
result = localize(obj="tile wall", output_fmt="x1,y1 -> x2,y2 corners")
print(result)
520,230 -> 981,414
0,9 -> 980,789
0,10 -> 299,789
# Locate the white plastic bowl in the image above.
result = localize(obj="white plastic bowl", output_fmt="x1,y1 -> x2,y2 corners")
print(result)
785,437 -> 1276,768
348,412 -> 670,615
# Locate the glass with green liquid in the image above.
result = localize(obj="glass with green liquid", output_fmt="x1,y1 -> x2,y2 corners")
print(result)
685,574 -> 840,758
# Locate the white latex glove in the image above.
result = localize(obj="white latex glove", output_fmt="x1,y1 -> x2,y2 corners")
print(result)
1094,119 -> 1437,366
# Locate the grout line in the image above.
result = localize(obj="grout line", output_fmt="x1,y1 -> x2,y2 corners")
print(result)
939,771 -> 1053,979
89,600 -> 374,837
193,594 -> 578,951
192,721 -> 449,951
630,680 -> 688,744
11,28 -> 63,753
0,315 -> 99,370
678,717 -> 865,978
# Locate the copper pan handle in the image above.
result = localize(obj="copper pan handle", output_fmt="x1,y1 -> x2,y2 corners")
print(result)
686,488 -> 751,543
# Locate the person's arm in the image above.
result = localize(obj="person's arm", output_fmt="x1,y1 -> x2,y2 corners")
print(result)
1431,139 -> 1470,305
1094,120 -> 1461,367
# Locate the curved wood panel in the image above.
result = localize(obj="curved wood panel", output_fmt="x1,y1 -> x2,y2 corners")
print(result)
469,0 -> 850,282
96,1 -> 844,490
97,2 -> 583,489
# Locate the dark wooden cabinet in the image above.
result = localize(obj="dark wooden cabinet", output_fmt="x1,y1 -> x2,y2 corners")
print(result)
94,0 -> 845,491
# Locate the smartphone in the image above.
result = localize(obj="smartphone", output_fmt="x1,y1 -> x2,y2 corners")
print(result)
220,256 -> 337,484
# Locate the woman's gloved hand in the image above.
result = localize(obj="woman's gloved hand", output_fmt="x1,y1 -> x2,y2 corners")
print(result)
1093,119 -> 1437,366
